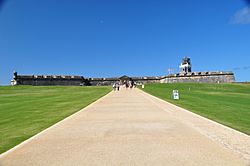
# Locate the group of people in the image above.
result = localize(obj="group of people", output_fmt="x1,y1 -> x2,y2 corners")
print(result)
125,80 -> 136,89
113,82 -> 120,91
112,80 -> 136,91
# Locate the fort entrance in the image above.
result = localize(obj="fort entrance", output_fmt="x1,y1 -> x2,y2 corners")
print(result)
119,75 -> 133,85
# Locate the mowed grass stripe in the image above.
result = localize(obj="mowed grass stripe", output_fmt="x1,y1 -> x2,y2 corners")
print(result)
141,83 -> 250,135
0,86 -> 111,154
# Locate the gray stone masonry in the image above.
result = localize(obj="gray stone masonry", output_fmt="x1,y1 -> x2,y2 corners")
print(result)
11,71 -> 235,86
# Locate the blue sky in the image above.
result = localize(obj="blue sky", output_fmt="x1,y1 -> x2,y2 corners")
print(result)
1,0 -> 250,85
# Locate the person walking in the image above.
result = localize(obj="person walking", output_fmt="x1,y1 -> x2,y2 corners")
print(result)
125,81 -> 129,89
115,82 -> 120,91
130,80 -> 134,89
113,83 -> 116,91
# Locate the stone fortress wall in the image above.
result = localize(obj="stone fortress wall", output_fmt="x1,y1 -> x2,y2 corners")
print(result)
88,76 -> 160,86
11,72 -> 160,86
160,71 -> 235,83
11,57 -> 235,86
164,57 -> 235,83
11,74 -> 88,86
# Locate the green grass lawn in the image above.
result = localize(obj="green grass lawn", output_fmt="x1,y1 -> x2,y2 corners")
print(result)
141,83 -> 250,135
0,86 -> 111,154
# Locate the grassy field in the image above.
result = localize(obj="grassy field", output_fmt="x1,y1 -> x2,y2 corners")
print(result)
141,83 -> 250,135
0,86 -> 111,154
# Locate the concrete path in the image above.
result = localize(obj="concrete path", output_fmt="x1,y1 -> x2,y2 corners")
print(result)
0,88 -> 250,166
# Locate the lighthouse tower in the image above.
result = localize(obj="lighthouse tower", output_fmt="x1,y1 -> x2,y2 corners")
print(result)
179,57 -> 192,74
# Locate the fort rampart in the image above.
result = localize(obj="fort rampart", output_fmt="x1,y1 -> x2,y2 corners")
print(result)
160,71 -> 235,83
11,71 -> 235,86
11,72 -> 161,86
10,57 -> 235,86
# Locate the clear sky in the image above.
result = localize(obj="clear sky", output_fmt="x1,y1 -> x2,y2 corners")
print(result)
1,0 -> 250,85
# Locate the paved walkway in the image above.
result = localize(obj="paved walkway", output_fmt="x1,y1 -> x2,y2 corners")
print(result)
0,88 -> 249,166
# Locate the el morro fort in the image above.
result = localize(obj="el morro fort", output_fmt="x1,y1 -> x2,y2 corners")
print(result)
11,57 -> 235,86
